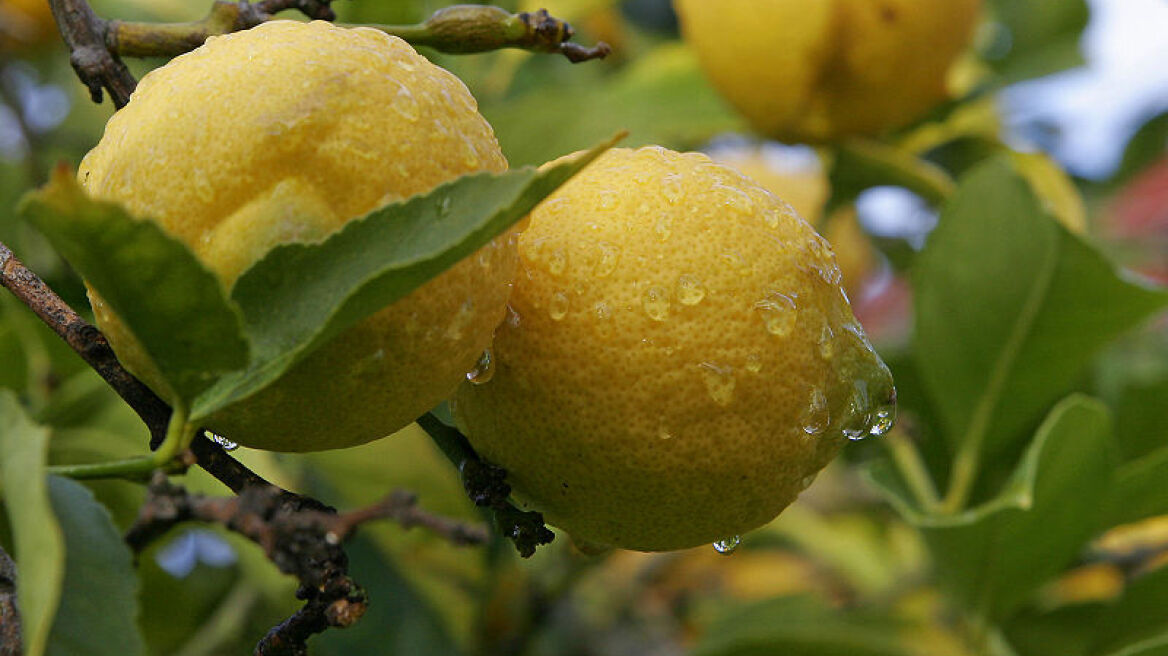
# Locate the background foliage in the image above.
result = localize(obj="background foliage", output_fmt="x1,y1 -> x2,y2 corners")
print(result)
2,0 -> 1167,654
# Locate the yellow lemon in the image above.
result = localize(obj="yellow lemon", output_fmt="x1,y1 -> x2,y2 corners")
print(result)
0,0 -> 57,52
79,20 -> 515,452
454,146 -> 894,551
674,0 -> 982,143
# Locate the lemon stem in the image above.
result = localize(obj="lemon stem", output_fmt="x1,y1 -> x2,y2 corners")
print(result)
883,430 -> 941,510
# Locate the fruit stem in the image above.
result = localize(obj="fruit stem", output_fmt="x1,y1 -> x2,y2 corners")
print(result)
152,404 -> 193,466
46,455 -> 186,481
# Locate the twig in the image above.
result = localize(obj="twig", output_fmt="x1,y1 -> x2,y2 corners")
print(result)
125,474 -> 488,655
0,545 -> 20,656
418,413 -> 555,558
49,0 -> 608,106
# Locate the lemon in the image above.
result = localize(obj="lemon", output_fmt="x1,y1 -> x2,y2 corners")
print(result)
674,0 -> 982,143
453,146 -> 894,551
79,20 -> 515,452
0,0 -> 57,52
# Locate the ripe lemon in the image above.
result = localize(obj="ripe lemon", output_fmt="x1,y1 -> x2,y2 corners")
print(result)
0,0 -> 57,52
674,0 -> 982,143
453,146 -> 894,551
79,20 -> 515,452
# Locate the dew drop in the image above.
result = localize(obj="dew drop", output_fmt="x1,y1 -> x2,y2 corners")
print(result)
801,387 -> 830,436
816,261 -> 843,287
818,323 -> 836,360
597,189 -> 618,210
869,403 -> 897,437
643,287 -> 671,321
549,291 -> 570,321
754,291 -> 798,337
662,173 -> 683,204
699,362 -> 736,406
593,302 -> 612,320
654,215 -> 673,241
717,184 -> 755,215
505,304 -> 521,329
436,195 -> 452,216
394,85 -> 420,122
676,274 -> 707,305
800,474 -> 817,490
745,353 -> 763,373
713,535 -> 741,555
594,242 -> 620,277
841,381 -> 872,441
205,431 -> 238,451
657,426 -> 674,441
548,248 -> 568,276
466,349 -> 495,385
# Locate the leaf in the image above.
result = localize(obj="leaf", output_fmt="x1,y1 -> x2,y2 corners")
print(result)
827,138 -> 956,213
986,0 -> 1090,82
691,596 -> 910,656
485,44 -> 743,167
914,159 -> 1168,471
190,135 -> 620,420
867,396 -> 1117,619
1106,446 -> 1168,526
43,476 -> 146,656
1093,566 -> 1168,656
19,166 -> 249,405
0,390 -> 63,656
1113,378 -> 1168,461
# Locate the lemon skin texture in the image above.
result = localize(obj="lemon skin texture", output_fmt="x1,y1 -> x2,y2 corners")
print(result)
79,20 -> 515,452
674,0 -> 982,143
454,147 -> 895,552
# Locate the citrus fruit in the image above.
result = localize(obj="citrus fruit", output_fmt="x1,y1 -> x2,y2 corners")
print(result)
79,20 -> 515,452
674,0 -> 982,143
0,0 -> 57,52
453,146 -> 895,551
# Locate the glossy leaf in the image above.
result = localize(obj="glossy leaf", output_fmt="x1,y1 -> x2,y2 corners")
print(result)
43,476 -> 145,656
191,135 -> 620,420
914,159 -> 1168,470
691,596 -> 910,656
869,396 -> 1117,619
0,390 -> 63,656
19,166 -> 248,405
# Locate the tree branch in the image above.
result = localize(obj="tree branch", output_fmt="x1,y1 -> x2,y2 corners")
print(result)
418,413 -> 555,558
125,473 -> 488,656
47,0 -> 136,108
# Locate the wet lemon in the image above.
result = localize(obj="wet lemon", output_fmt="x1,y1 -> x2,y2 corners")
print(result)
674,0 -> 982,143
454,147 -> 894,551
79,21 -> 515,451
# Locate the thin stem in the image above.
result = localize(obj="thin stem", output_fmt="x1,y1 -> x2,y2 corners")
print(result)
883,430 -> 941,510
47,456 -> 183,481
151,405 -> 190,465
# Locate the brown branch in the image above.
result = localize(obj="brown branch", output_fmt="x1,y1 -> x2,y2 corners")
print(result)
47,0 -> 136,108
0,545 -> 20,656
125,474 -> 487,655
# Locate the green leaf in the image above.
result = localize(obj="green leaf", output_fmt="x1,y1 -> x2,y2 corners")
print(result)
867,396 -> 1117,619
190,135 -> 620,420
914,159 -> 1168,471
986,0 -> 1090,82
691,596 -> 910,656
1106,446 -> 1168,526
43,476 -> 145,656
1093,566 -> 1168,656
827,139 -> 956,213
485,44 -> 742,167
1110,112 -> 1168,189
1113,378 -> 1168,461
19,167 -> 249,405
0,390 -> 63,656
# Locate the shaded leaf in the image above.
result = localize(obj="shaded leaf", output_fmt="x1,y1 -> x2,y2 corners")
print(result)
1093,566 -> 1168,656
191,135 -> 619,420
1113,377 -> 1168,461
19,167 -> 248,405
43,476 -> 145,656
827,139 -> 956,213
691,596 -> 910,656
0,389 -> 62,656
986,0 -> 1090,82
868,396 -> 1117,619
914,159 -> 1168,471
1106,447 -> 1168,526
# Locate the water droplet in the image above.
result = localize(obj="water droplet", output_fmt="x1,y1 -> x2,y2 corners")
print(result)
713,535 -> 741,555
800,474 -> 817,490
548,248 -> 568,276
762,207 -> 781,229
594,242 -> 620,277
662,173 -> 683,204
869,400 -> 896,437
676,274 -> 706,305
593,302 -> 612,320
841,381 -> 872,440
745,353 -> 763,373
394,85 -> 420,121
699,362 -> 736,406
657,426 -> 674,440
716,184 -> 754,215
205,431 -> 238,451
436,196 -> 452,216
643,287 -> 670,321
597,189 -> 618,210
466,349 -> 495,385
444,300 -> 474,340
654,215 -> 673,241
816,261 -> 843,287
818,323 -> 835,360
754,291 -> 798,336
549,291 -> 570,320
505,304 -> 521,329
801,388 -> 830,436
